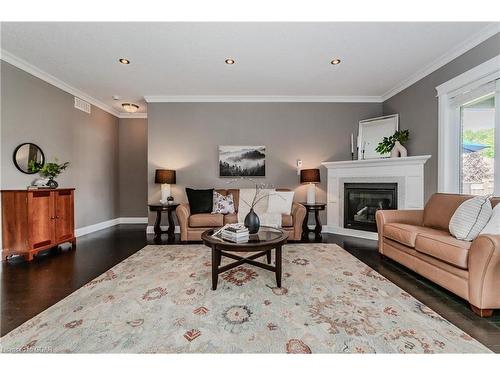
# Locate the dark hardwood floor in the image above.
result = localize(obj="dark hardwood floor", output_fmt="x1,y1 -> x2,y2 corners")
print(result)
2,224 -> 499,352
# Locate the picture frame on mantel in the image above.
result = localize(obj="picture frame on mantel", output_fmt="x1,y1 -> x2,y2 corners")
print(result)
358,114 -> 399,159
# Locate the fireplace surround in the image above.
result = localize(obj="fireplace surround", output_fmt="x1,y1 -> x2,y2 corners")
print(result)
322,155 -> 431,239
344,183 -> 397,232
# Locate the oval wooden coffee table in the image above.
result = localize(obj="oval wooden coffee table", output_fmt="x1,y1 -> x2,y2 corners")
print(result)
201,226 -> 288,290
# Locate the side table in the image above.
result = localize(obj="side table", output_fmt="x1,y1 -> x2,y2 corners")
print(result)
148,203 -> 179,242
300,202 -> 326,240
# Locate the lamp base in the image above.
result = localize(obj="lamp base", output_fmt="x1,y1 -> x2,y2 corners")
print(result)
306,183 -> 316,204
160,184 -> 172,205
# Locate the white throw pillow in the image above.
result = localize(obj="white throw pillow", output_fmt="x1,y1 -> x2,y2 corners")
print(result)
449,196 -> 492,241
267,191 -> 295,215
480,204 -> 500,235
237,188 -> 274,223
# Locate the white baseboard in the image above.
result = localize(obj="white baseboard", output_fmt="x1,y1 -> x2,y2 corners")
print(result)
119,217 -> 148,224
75,217 -> 148,237
321,225 -> 378,241
146,225 -> 180,234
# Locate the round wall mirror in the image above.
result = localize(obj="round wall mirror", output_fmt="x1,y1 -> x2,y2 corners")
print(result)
13,143 -> 45,174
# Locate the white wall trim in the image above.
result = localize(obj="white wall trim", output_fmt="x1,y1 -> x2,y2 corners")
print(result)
436,55 -> 500,193
436,55 -> 500,97
75,217 -> 147,237
0,49 -> 148,119
382,24 -> 500,101
118,113 -> 148,119
322,225 -> 378,241
144,95 -> 383,103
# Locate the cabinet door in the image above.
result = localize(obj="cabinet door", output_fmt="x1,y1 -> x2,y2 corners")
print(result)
28,190 -> 55,249
54,190 -> 74,242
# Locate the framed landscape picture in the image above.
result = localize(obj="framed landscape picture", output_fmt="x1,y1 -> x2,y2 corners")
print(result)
219,145 -> 266,177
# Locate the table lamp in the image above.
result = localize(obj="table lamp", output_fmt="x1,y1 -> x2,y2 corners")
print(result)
155,169 -> 176,205
300,168 -> 320,204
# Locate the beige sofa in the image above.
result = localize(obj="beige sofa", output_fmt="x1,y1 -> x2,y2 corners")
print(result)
176,188 -> 306,242
376,193 -> 500,317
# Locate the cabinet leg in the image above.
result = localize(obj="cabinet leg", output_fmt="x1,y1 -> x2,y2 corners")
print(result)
71,239 -> 77,250
25,253 -> 34,262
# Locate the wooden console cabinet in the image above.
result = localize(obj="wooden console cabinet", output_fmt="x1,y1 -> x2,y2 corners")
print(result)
1,188 -> 75,261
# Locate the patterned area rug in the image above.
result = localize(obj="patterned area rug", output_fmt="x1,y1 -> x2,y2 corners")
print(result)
0,244 -> 491,353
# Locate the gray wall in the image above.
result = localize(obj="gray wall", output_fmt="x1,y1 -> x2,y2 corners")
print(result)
383,33 -> 500,201
1,61 -> 120,228
148,102 -> 382,224
118,118 -> 148,217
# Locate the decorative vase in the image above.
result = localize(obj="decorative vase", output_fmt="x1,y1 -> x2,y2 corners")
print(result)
244,208 -> 260,234
390,141 -> 408,158
47,178 -> 58,189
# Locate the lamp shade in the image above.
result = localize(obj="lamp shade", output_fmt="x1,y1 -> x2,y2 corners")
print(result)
155,169 -> 176,184
300,168 -> 320,184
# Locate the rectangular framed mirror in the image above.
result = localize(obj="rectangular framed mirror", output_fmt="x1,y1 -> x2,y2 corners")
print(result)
358,114 -> 399,159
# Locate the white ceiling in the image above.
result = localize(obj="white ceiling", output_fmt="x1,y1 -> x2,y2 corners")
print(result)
1,22 -> 498,115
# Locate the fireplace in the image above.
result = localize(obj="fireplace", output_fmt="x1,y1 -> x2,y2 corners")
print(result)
344,183 -> 398,232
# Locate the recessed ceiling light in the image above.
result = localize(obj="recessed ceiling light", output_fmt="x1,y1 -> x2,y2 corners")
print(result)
119,58 -> 130,65
225,58 -> 235,65
122,103 -> 139,113
330,58 -> 341,65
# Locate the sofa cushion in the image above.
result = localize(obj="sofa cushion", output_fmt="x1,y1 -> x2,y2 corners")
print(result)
282,214 -> 293,227
223,213 -> 238,225
415,231 -> 471,269
189,213 -> 223,228
422,193 -> 473,231
383,223 -> 445,248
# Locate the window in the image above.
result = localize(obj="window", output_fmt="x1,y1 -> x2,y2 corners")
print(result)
460,89 -> 495,195
437,56 -> 500,196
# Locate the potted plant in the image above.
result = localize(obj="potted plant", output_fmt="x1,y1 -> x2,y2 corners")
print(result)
375,129 -> 409,157
34,159 -> 70,188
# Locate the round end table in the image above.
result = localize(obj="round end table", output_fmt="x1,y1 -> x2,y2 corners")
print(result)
148,203 -> 179,242
300,202 -> 326,240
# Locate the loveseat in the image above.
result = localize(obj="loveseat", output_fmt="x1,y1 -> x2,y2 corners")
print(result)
176,188 -> 306,241
376,193 -> 499,317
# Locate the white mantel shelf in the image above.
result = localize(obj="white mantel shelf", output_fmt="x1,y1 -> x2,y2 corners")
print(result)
320,155 -> 432,240
321,155 -> 432,169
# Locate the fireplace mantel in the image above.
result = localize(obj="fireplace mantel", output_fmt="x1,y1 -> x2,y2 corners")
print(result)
321,155 -> 431,240
322,155 -> 432,169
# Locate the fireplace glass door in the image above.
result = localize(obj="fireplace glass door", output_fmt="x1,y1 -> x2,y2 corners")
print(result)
344,183 -> 398,232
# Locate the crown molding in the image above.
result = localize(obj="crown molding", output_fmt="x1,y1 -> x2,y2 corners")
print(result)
118,112 -> 148,119
0,49 -> 148,119
381,23 -> 500,102
144,95 -> 383,103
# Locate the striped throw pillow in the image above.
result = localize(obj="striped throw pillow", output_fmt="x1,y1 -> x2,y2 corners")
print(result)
449,196 -> 492,241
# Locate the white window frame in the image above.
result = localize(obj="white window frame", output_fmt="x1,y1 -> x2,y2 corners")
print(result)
436,55 -> 500,195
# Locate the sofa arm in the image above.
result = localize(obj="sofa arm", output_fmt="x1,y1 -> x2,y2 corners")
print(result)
468,234 -> 500,310
291,202 -> 307,241
375,209 -> 424,254
176,203 -> 191,241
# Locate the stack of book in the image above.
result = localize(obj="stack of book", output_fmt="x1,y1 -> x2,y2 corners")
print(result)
221,224 -> 249,243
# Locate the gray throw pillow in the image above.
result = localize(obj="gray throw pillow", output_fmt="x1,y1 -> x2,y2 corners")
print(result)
449,195 -> 492,241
